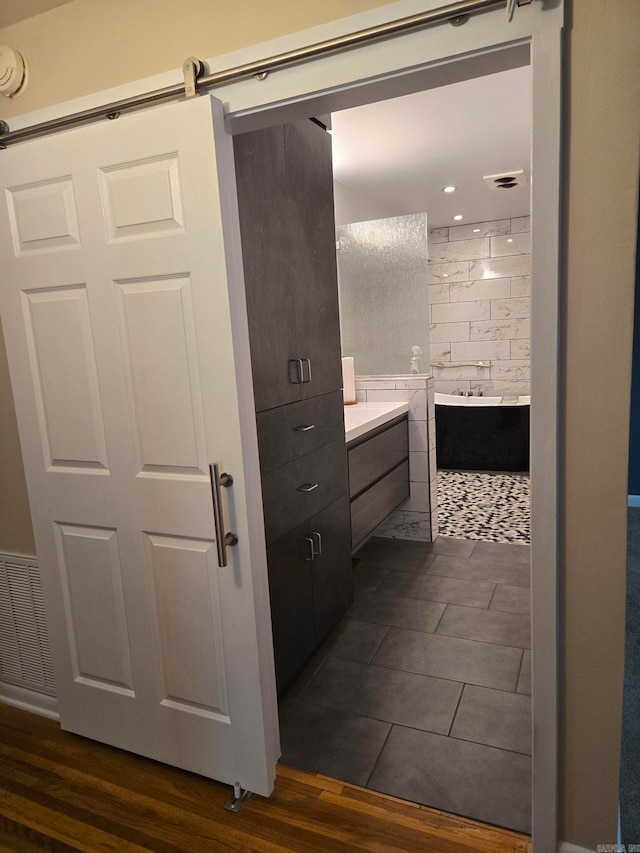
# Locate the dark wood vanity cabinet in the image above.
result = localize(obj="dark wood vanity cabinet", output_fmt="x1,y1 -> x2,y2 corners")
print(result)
266,494 -> 352,692
234,120 -> 343,414
260,437 -> 348,548
310,494 -> 353,643
348,415 -> 410,552
256,391 -> 345,476
265,521 -> 316,692
234,119 -> 352,695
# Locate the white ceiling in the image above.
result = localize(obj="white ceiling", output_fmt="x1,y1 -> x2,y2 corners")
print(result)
0,0 -> 72,29
330,66 -> 531,229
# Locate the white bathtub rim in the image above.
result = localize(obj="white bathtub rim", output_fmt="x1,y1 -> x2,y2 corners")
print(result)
435,392 -> 531,407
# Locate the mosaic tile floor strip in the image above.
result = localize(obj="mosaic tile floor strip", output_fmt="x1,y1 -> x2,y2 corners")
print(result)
437,470 -> 530,544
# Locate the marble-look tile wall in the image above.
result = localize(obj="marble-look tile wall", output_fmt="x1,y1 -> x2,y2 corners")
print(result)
354,375 -> 438,542
428,216 -> 531,397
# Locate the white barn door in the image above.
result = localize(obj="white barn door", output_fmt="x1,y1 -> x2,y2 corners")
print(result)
0,95 -> 278,795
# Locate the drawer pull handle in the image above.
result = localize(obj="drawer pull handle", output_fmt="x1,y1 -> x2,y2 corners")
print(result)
311,531 -> 322,556
303,537 -> 315,562
294,424 -> 315,432
288,358 -> 304,384
301,358 -> 312,383
209,464 -> 238,568
297,482 -> 318,493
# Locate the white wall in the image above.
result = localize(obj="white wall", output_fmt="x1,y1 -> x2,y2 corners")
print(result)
333,179 -> 400,226
428,217 -> 531,397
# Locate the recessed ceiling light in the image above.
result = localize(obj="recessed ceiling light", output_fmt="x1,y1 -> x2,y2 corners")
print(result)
507,238 -> 514,243
442,185 -> 457,193
473,228 -> 481,233
452,214 -> 463,221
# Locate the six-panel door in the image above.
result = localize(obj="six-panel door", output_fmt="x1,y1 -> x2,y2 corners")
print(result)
0,95 -> 278,794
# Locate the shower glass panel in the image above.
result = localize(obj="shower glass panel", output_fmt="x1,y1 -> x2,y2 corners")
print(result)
336,213 -> 430,376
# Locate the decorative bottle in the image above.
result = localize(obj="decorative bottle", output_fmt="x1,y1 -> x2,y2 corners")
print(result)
410,345 -> 423,375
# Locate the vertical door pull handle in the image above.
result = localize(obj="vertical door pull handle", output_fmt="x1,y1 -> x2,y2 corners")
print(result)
294,424 -> 315,432
311,531 -> 322,557
209,463 -> 238,568
302,358 -> 312,383
288,359 -> 304,384
303,537 -> 315,561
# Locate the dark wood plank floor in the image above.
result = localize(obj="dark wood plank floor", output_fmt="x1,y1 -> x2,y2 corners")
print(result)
0,703 -> 530,852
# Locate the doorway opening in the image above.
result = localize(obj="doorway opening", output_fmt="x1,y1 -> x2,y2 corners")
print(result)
234,59 -> 534,835
331,65 -> 532,549
223,8 -> 559,844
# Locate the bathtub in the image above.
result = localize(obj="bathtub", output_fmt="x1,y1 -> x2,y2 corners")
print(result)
435,393 -> 530,472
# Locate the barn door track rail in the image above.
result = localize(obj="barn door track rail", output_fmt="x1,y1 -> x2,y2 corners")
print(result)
0,0 -> 532,148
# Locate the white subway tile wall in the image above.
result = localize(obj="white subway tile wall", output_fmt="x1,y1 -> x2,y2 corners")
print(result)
470,318 -> 531,341
429,237 -> 490,263
469,254 -> 531,281
427,261 -> 470,284
449,279 -> 511,302
354,375 -> 437,542
428,217 -> 531,397
449,219 -> 510,241
429,322 -> 470,343
428,284 -> 451,304
450,340 -> 511,361
428,227 -> 449,244
431,300 -> 491,324
510,275 -> 531,298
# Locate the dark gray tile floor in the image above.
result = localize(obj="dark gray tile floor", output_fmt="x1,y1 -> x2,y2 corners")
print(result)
278,535 -> 532,834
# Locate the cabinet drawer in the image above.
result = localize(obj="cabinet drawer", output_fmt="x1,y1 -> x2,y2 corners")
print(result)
262,438 -> 348,547
257,390 -> 344,473
350,460 -> 409,551
348,418 -> 408,498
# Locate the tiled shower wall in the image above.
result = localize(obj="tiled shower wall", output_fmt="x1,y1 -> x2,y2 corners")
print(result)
428,216 -> 531,397
354,375 -> 438,542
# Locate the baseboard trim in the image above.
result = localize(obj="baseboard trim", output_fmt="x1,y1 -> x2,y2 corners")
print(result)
627,494 -> 640,507
0,681 -> 59,720
559,843 -> 596,853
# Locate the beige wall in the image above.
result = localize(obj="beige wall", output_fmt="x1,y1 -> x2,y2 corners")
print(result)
0,324 -> 35,556
0,0 -> 391,119
0,0 -> 638,848
561,0 -> 639,845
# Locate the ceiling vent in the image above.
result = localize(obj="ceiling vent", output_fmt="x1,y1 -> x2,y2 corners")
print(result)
483,170 -> 528,191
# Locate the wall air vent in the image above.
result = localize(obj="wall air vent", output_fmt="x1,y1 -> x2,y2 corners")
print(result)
0,553 -> 56,696
483,170 -> 528,191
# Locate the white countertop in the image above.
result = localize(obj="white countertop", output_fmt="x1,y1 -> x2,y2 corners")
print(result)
343,401 -> 409,443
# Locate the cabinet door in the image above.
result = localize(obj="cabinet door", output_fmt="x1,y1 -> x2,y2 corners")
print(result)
310,494 -> 354,643
284,121 -> 343,401
233,126 -> 300,413
267,523 -> 316,694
